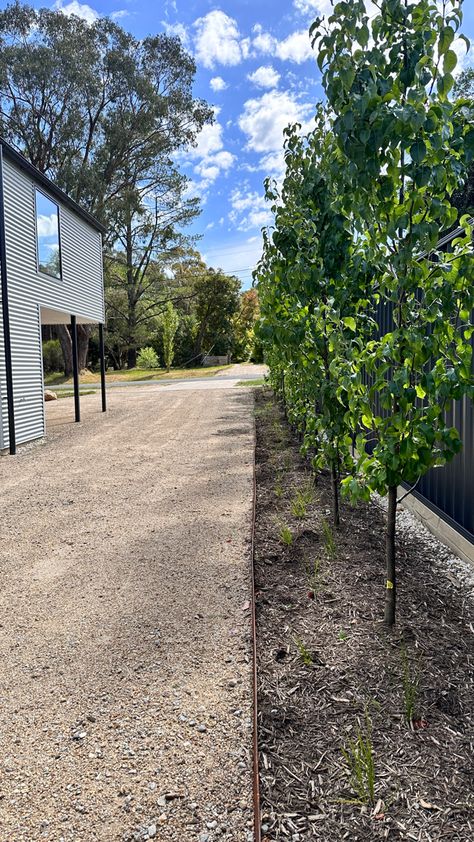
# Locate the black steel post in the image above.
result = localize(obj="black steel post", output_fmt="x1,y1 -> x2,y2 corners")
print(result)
99,322 -> 106,413
71,315 -> 80,423
0,144 -> 16,454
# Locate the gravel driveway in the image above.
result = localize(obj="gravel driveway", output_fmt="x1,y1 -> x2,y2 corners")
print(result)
0,386 -> 255,841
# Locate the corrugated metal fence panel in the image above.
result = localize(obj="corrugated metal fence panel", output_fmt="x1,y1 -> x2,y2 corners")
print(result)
413,358 -> 473,541
0,157 -> 104,448
370,298 -> 474,544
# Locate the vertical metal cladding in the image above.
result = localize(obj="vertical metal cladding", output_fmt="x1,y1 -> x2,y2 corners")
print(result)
0,154 -> 104,450
370,291 -> 474,545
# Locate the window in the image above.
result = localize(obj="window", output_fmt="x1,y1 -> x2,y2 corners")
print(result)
35,190 -> 61,279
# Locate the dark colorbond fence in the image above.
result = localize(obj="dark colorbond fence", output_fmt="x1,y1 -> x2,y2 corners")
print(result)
372,227 -> 474,545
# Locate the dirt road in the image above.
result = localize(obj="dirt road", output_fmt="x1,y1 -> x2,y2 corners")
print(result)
0,386 -> 255,841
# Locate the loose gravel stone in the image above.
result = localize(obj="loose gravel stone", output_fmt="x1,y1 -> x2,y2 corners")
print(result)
0,385 -> 255,840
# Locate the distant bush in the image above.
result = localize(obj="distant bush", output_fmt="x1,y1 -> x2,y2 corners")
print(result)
136,346 -> 159,369
42,339 -> 63,373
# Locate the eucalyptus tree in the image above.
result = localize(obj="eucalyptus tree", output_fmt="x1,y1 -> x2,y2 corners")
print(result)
161,301 -> 180,372
0,2 -> 212,368
312,0 -> 474,624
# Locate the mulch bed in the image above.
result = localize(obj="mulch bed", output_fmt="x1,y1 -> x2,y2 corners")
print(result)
254,388 -> 474,842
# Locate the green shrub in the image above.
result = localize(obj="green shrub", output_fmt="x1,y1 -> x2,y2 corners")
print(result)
42,339 -> 63,373
136,346 -> 159,369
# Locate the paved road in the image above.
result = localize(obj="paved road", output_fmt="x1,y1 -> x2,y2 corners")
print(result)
52,363 -> 268,392
0,386 -> 255,840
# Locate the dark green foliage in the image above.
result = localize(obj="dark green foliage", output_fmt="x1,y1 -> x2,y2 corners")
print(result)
42,339 -> 62,373
193,268 -> 241,358
257,0 -> 474,626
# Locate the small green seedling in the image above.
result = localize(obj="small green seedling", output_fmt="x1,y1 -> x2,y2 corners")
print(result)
293,635 -> 313,666
338,629 -> 348,642
307,556 -> 323,597
401,643 -> 420,726
321,518 -> 336,559
341,708 -> 376,805
279,524 -> 293,546
274,476 -> 284,498
290,482 -> 314,518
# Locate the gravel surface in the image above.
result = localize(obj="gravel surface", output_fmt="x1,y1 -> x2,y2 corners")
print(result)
0,386 -> 255,841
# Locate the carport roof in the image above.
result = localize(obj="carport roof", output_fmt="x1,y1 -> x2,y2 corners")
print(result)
0,137 -> 107,235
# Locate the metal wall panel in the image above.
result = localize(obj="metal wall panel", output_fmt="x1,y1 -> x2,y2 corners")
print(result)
0,158 -> 104,449
370,298 -> 474,545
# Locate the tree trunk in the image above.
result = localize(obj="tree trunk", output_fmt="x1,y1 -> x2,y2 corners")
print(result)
77,324 -> 91,371
127,345 -> 137,368
125,216 -> 138,370
57,325 -> 73,377
384,485 -> 397,626
56,324 -> 90,376
331,462 -> 340,527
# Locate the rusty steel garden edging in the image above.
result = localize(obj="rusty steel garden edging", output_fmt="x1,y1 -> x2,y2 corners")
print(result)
250,409 -> 262,842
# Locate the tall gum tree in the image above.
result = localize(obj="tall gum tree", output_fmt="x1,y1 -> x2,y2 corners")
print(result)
0,3 -> 212,371
312,0 -> 474,624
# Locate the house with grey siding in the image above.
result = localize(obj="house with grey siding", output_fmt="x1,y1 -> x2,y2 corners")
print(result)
0,138 -> 106,454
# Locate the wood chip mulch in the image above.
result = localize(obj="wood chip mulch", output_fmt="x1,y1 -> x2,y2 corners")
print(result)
253,388 -> 474,842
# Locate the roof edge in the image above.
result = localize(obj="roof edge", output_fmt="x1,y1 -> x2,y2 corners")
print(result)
0,138 -> 106,235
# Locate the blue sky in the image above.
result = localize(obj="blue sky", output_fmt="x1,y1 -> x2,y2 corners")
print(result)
3,1 -> 474,289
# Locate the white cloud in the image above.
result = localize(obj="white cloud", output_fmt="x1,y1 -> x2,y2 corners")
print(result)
229,186 -> 273,232
54,1 -> 130,25
239,89 -> 314,154
252,24 -> 314,64
189,111 -> 225,159
276,30 -> 314,63
293,0 -> 332,16
452,36 -> 474,75
194,10 -> 243,69
162,21 -> 191,49
247,65 -> 280,89
210,76 -> 228,92
184,109 -> 236,198
53,1 -> 99,23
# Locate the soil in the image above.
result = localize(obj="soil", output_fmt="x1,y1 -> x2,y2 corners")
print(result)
254,388 -> 474,842
0,385 -> 255,841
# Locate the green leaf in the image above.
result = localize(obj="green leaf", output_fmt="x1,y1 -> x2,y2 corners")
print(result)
415,384 -> 426,399
438,25 -> 455,55
443,49 -> 457,74
356,24 -> 369,48
438,72 -> 454,96
410,140 -> 426,163
343,316 -> 357,332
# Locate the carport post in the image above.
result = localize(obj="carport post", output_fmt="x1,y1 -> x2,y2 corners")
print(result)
99,323 -> 106,412
0,145 -> 16,455
71,315 -> 80,423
